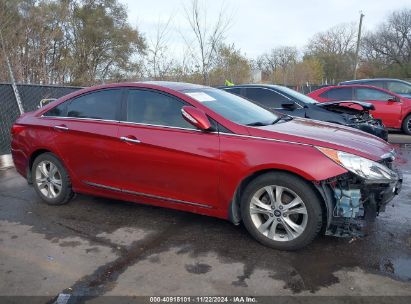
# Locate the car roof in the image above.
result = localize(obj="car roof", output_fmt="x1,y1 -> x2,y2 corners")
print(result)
219,84 -> 285,90
323,84 -> 387,89
341,78 -> 409,84
142,81 -> 209,91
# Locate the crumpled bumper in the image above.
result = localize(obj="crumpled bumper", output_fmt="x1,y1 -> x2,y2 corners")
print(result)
317,169 -> 402,237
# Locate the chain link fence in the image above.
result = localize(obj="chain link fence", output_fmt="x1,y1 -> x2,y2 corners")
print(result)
0,83 -> 82,155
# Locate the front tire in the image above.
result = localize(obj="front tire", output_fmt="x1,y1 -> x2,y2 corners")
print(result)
241,172 -> 323,250
402,114 -> 411,135
32,152 -> 74,205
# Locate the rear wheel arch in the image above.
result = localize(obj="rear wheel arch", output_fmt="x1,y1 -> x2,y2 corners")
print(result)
228,169 -> 327,229
27,149 -> 66,183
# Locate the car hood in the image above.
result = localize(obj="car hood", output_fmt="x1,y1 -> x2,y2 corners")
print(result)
316,100 -> 375,111
247,117 -> 392,161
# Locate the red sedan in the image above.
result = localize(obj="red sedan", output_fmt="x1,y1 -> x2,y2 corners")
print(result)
11,82 -> 402,250
308,84 -> 411,134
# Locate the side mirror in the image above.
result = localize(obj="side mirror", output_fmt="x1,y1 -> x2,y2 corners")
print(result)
388,96 -> 401,103
281,102 -> 297,110
181,106 -> 212,131
38,98 -> 56,109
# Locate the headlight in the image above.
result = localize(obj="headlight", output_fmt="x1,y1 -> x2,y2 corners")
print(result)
317,147 -> 398,182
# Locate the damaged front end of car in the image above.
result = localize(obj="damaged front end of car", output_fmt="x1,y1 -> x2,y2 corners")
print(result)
317,101 -> 388,141
315,147 -> 402,237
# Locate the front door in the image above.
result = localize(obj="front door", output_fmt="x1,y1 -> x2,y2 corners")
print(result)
116,88 -> 220,208
354,87 -> 402,128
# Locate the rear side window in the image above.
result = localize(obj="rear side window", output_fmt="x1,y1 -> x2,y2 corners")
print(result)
245,88 -> 290,108
44,102 -> 66,117
126,89 -> 195,129
223,87 -> 242,96
363,81 -> 385,89
320,88 -> 353,100
67,89 -> 122,120
355,88 -> 393,101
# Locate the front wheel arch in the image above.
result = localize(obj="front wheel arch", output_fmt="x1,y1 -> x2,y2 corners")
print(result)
402,113 -> 411,135
228,169 -> 327,229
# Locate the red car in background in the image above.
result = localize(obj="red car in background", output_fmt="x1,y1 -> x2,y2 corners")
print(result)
308,84 -> 411,135
11,82 -> 402,250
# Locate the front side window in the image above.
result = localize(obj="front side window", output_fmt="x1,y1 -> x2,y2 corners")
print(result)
126,89 -> 195,129
387,82 -> 411,95
184,88 -> 279,126
245,88 -> 290,108
355,88 -> 393,101
67,89 -> 122,120
321,88 -> 353,100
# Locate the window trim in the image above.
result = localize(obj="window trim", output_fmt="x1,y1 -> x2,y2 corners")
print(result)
41,87 -> 233,134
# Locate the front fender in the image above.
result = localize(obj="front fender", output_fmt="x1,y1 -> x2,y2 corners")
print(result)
219,134 -> 347,218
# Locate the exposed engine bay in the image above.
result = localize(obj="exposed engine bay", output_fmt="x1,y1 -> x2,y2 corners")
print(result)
316,101 -> 388,140
315,155 -> 402,237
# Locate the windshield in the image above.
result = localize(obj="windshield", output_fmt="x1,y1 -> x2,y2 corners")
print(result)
184,88 -> 279,126
277,86 -> 318,104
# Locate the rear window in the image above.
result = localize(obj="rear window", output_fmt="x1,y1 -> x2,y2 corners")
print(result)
320,88 -> 353,100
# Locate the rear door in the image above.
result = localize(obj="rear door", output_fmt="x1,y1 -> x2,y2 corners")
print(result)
354,87 -> 402,128
116,88 -> 220,208
43,89 -> 124,188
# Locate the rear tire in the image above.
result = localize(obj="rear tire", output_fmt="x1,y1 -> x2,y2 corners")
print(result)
240,172 -> 323,250
32,152 -> 74,205
402,114 -> 411,135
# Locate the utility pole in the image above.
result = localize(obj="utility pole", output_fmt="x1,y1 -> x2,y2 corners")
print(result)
0,29 -> 24,114
353,12 -> 365,80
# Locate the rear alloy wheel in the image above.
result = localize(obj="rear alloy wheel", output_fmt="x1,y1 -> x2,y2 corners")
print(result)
241,172 -> 323,250
402,115 -> 411,135
32,153 -> 74,205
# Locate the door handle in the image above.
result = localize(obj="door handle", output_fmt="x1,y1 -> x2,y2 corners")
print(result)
120,136 -> 141,144
54,125 -> 69,131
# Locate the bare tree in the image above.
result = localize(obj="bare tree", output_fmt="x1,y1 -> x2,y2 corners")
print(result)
146,16 -> 175,79
362,8 -> 411,77
257,46 -> 298,84
183,0 -> 232,85
305,23 -> 357,83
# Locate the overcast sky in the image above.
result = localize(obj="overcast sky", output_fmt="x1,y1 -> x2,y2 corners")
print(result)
121,0 -> 410,59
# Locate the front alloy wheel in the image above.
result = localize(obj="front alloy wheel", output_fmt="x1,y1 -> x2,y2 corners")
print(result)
241,172 -> 323,250
250,186 -> 308,241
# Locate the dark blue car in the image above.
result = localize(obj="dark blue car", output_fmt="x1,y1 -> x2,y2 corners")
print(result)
219,84 -> 388,140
